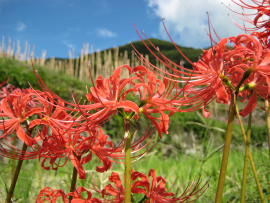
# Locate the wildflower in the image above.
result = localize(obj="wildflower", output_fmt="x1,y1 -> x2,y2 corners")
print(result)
38,126 -> 121,179
0,89 -> 43,146
102,169 -> 209,203
35,187 -> 67,203
132,23 -> 232,118
35,186 -> 102,203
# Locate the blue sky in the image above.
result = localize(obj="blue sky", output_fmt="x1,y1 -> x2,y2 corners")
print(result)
0,0 -> 248,59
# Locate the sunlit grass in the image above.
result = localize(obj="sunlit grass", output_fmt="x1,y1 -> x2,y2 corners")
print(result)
1,144 -> 269,202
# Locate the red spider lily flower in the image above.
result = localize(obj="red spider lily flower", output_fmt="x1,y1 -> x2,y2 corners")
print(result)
226,0 -> 270,32
35,186 -> 102,203
132,66 -> 178,137
37,126 -> 121,179
103,169 -> 209,203
228,34 -> 270,90
102,172 -> 125,203
0,84 -> 22,100
224,34 -> 270,116
67,187 -> 102,203
85,64 -> 140,125
132,24 -> 233,118
35,187 -> 68,203
0,89 -> 44,146
28,95 -> 77,138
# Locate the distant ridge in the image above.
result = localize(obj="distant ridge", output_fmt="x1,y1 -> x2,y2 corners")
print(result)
48,38 -> 203,69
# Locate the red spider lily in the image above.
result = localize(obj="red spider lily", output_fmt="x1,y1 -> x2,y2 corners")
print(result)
225,34 -> 270,116
85,64 -> 140,125
32,62 -> 178,139
226,0 -> 270,31
67,187 -> 102,203
35,186 -> 102,203
228,34 -> 270,90
225,1 -> 270,48
102,169 -> 209,203
37,126 -> 121,179
132,23 -> 233,118
0,89 -> 44,146
0,83 -> 22,100
131,66 -> 178,137
35,187 -> 68,203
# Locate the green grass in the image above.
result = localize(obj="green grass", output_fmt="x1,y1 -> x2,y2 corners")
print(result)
0,57 -> 92,102
0,145 -> 269,202
1,57 -> 270,202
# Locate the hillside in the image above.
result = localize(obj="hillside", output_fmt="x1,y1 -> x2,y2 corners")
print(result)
48,38 -> 203,70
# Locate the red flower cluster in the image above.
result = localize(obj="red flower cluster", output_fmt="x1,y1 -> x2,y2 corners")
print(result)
102,169 -> 208,203
35,169 -> 208,203
132,13 -> 270,118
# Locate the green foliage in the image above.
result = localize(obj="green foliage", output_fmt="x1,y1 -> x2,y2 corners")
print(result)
117,38 -> 203,69
0,58 -> 92,102
1,147 -> 269,202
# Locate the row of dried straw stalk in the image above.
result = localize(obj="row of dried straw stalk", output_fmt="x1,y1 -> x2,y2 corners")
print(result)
0,36 -> 169,81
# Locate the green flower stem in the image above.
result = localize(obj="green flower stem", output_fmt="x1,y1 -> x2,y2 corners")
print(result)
36,158 -> 42,191
264,99 -> 270,161
240,111 -> 252,203
5,142 -> 28,203
235,68 -> 253,95
11,132 -> 16,194
124,118 -> 132,203
221,74 -> 235,90
215,92 -> 236,203
236,105 -> 265,203
69,155 -> 81,201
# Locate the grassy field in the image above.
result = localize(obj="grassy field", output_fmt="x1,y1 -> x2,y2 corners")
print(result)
1,57 -> 270,202
0,144 -> 269,202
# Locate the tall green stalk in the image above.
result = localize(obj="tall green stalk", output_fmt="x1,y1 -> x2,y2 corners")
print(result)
215,92 -> 236,203
240,112 -> 252,202
124,118 -> 132,203
69,155 -> 81,201
264,99 -> 270,161
5,142 -> 28,203
11,132 -> 16,198
36,159 -> 42,190
235,105 -> 266,203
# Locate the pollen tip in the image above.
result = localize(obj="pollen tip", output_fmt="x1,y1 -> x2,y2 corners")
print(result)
142,30 -> 145,34
161,18 -> 165,21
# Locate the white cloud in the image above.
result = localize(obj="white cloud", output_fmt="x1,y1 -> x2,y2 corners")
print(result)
97,28 -> 117,38
16,22 -> 26,32
62,40 -> 75,49
146,0 -> 255,48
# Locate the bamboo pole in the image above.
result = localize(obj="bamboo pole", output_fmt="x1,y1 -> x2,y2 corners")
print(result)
1,36 -> 4,57
131,49 -> 135,68
79,48 -> 84,80
96,49 -> 101,80
108,49 -> 112,78
75,57 -> 79,78
114,46 -> 119,68
85,43 -> 89,80
23,42 -> 28,62
91,45 -> 95,80
15,40 -> 20,60
27,44 -> 30,63
40,50 -> 46,66
7,37 -> 11,58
